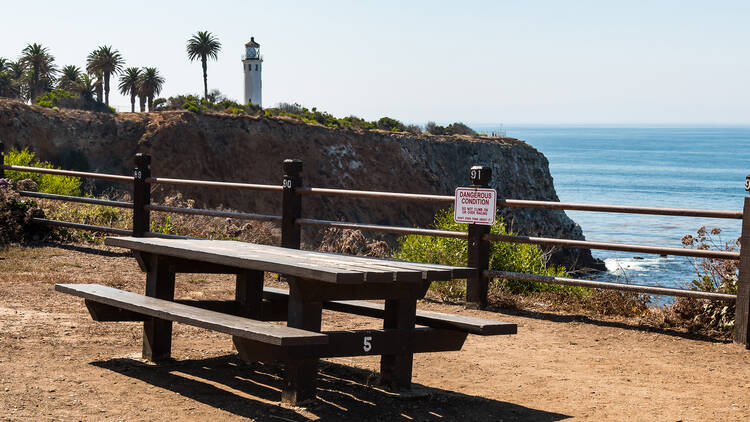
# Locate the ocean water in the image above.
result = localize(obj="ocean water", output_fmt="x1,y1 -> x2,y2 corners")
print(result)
473,125 -> 750,302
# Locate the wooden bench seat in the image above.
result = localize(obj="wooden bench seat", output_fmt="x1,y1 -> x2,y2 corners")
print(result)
55,284 -> 328,347
262,287 -> 517,336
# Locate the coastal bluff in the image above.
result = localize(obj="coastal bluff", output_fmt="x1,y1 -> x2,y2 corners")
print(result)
0,99 -> 602,270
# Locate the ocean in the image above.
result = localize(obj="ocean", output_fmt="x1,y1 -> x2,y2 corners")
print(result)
473,125 -> 750,303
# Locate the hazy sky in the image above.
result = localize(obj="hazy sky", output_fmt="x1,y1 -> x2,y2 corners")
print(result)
3,0 -> 748,124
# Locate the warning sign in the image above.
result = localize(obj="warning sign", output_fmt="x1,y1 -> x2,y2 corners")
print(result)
454,187 -> 497,225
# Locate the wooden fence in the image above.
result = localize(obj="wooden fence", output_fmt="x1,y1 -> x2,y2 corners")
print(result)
2,144 -> 749,346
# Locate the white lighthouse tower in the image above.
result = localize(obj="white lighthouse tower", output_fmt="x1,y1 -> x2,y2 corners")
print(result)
242,37 -> 262,107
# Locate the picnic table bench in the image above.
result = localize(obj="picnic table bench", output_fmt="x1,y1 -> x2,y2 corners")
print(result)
56,236 -> 516,405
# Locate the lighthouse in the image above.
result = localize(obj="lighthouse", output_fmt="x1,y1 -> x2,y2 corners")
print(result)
242,37 -> 262,107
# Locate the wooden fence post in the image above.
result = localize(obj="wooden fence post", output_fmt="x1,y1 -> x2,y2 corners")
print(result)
0,142 -> 5,179
465,165 -> 492,309
282,159 -> 303,249
734,177 -> 750,347
132,153 -> 151,237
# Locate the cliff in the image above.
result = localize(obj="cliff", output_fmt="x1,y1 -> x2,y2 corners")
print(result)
0,99 -> 603,270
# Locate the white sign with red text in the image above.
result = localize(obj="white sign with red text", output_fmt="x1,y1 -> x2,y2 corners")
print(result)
454,187 -> 497,225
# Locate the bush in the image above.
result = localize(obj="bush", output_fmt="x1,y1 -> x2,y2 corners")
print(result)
375,117 -> 406,132
4,147 -> 81,196
673,226 -> 739,332
425,121 -> 477,136
393,208 -> 573,299
34,89 -> 114,113
0,179 -> 49,246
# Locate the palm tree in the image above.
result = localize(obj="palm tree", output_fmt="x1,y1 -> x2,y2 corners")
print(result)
186,31 -> 221,99
4,61 -> 26,99
138,67 -> 165,112
0,58 -> 14,98
76,74 -> 97,102
118,67 -> 141,112
86,46 -> 124,106
18,43 -> 57,101
58,65 -> 82,92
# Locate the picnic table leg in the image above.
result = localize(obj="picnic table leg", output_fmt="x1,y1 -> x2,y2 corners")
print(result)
142,255 -> 175,361
380,297 -> 417,391
282,279 -> 323,405
235,269 -> 263,319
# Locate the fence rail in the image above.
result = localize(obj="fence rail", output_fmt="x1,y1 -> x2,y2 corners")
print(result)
146,204 -> 281,222
487,270 -> 737,301
2,144 -> 749,346
20,191 -> 134,209
2,164 -> 133,182
146,176 -> 282,192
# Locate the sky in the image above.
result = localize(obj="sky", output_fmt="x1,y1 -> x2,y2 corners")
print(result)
2,0 -> 749,125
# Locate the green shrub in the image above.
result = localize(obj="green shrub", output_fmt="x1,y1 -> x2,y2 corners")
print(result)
4,148 -> 81,196
34,89 -> 75,108
33,88 -> 113,113
393,208 -> 575,299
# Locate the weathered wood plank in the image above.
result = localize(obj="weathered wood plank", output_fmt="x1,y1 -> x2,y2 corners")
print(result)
105,237 -> 471,283
211,240 -> 464,281
234,328 -> 467,361
55,284 -> 328,346
202,240 -> 422,283
263,287 -> 517,335
105,237 -> 364,284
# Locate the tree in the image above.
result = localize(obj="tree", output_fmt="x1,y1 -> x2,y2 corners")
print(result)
0,61 -> 25,99
118,67 -> 142,112
18,43 -> 57,101
76,74 -> 96,102
138,67 -> 165,111
57,65 -> 82,92
86,46 -> 124,106
186,31 -> 221,99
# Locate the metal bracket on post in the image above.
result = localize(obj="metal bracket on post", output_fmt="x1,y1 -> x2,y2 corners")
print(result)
466,165 -> 492,309
735,175 -> 750,348
282,159 -> 303,249
132,154 -> 151,237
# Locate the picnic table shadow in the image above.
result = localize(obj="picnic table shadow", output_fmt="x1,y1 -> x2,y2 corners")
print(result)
92,355 -> 570,422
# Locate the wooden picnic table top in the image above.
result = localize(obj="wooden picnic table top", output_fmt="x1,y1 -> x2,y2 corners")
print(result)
105,236 -> 476,284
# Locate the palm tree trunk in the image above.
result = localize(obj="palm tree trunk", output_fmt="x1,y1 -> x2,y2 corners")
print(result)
29,68 -> 38,101
130,93 -> 136,113
202,56 -> 208,99
104,71 -> 110,106
148,95 -> 153,112
95,80 -> 103,103
138,95 -> 145,112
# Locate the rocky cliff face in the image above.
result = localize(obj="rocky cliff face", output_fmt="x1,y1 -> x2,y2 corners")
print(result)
0,99 -> 602,270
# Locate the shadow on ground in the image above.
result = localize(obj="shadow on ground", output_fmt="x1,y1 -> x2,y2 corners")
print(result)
40,241 -> 134,258
490,305 -> 731,344
92,355 -> 570,422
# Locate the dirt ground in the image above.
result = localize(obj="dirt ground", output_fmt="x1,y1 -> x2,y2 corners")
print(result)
1,243 -> 750,421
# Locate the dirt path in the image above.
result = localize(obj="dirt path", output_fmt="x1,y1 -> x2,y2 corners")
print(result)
1,243 -> 749,421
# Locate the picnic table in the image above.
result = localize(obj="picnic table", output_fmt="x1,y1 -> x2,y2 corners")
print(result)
56,236 -> 516,405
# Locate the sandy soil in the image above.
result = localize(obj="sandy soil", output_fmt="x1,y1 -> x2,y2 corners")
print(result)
1,243 -> 750,421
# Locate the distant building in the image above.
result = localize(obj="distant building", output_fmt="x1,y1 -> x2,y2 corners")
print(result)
242,37 -> 262,107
